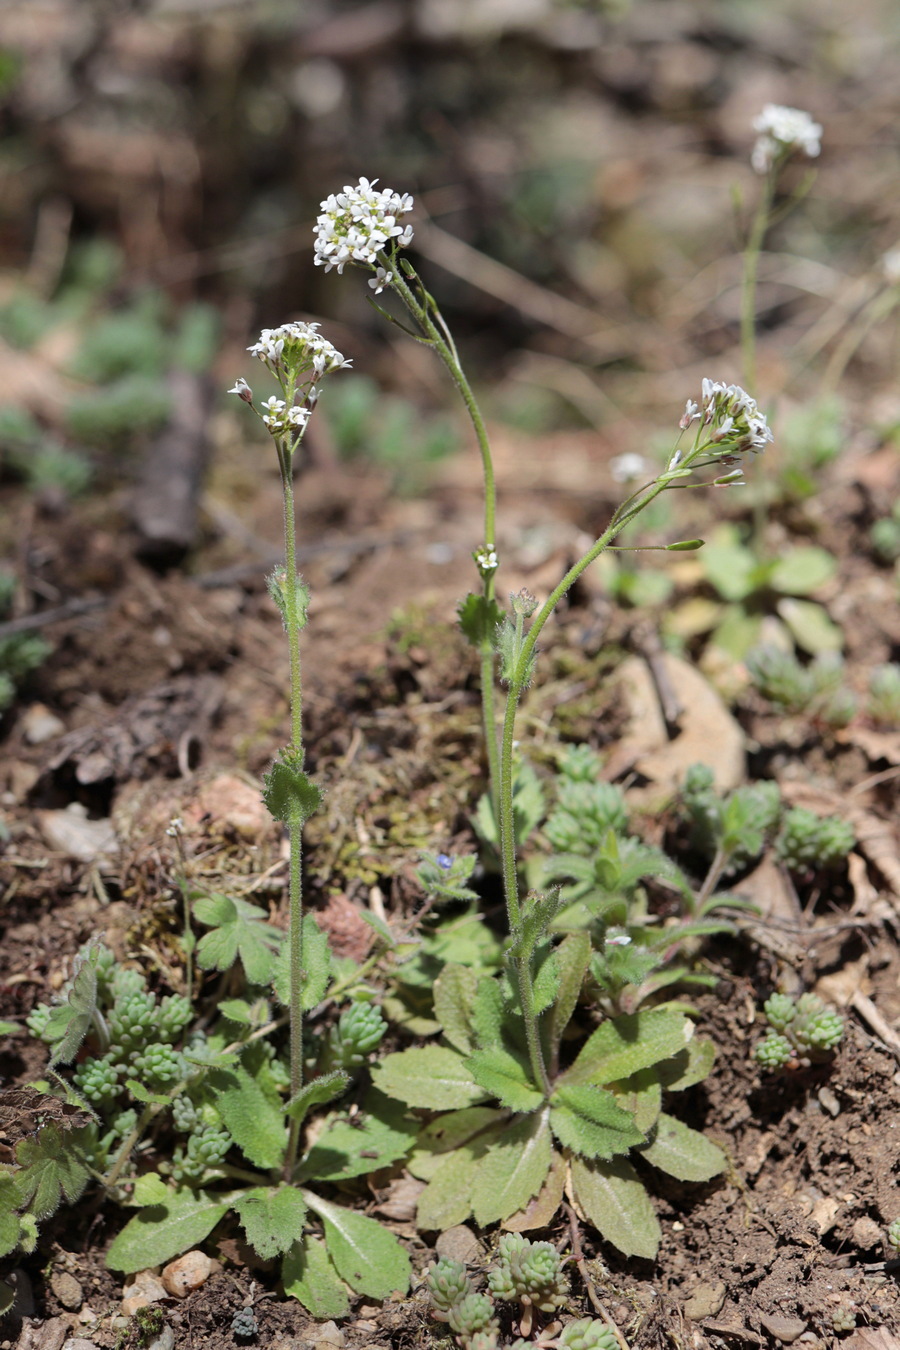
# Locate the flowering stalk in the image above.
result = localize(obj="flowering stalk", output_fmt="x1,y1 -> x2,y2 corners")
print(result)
743,105 -> 823,391
229,322 -> 350,1177
496,381 -> 772,1094
313,179 -> 502,810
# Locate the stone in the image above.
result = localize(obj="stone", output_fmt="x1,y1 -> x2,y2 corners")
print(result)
62,1340 -> 99,1350
161,1251 -> 213,1298
21,704 -> 65,745
683,1282 -> 727,1320
14,1318 -> 68,1350
314,1323 -> 345,1348
851,1216 -> 883,1250
435,1225 -> 481,1265
759,1314 -> 807,1343
36,804 -> 117,862
145,1328 -> 174,1350
121,1271 -> 168,1317
49,1275 -> 82,1312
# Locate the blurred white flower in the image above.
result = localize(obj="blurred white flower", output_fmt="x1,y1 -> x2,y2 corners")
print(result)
882,248 -> 900,286
751,104 -> 822,174
692,379 -> 773,457
610,452 -> 649,483
227,377 -> 253,402
314,177 -> 414,274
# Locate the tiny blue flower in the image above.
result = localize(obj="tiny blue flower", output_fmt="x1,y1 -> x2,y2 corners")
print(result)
436,854 -> 453,870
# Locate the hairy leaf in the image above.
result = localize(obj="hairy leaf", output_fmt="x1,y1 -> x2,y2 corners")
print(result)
433,964 -> 478,1054
472,977 -> 505,1050
298,1091 -> 416,1182
458,593 -> 505,649
472,1109 -> 552,1227
503,1148 -> 567,1233
656,1038 -> 716,1092
193,893 -> 283,985
371,1046 -> 487,1110
607,1070 -> 662,1135
407,1107 -> 506,1180
273,915 -> 331,1010
639,1114 -> 726,1182
562,1010 -> 693,1088
466,1049 -> 542,1113
47,944 -> 101,1067
569,1155 -> 660,1260
546,933 -> 591,1059
549,1085 -> 644,1160
303,1191 -> 410,1298
286,1071 -> 350,1125
234,1186 -> 307,1261
262,756 -> 323,826
416,1149 -> 477,1229
13,1124 -> 91,1220
282,1234 -> 349,1319
106,1189 -> 232,1273
128,1173 -> 171,1208
211,1064 -> 286,1170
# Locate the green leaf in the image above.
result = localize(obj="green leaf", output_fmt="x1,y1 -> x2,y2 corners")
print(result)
128,1173 -> 171,1208
0,1178 -> 25,1259
0,1021 -> 20,1037
770,546 -> 836,597
371,1046 -> 488,1110
607,1070 -> 662,1135
358,910 -> 396,948
700,542 -> 761,602
125,1081 -> 171,1106
562,1010 -> 693,1088
302,1191 -> 410,1298
458,592 -> 506,648
13,1124 -> 91,1220
531,944 -> 561,1015
407,1107 -> 507,1180
286,1071 -> 350,1125
776,598 -> 843,655
570,1155 -> 660,1260
219,999 -> 253,1024
298,1090 -> 416,1182
47,944 -> 101,1067
656,1038 -> 716,1092
547,933 -> 591,1058
503,1148 -> 567,1233
416,1149 -> 477,1229
106,1189 -> 232,1273
465,1049 -> 543,1113
472,977 -> 505,1050
549,1085 -> 644,1160
234,1186 -> 307,1261
472,1108 -> 552,1226
263,757 -> 323,825
211,1064 -> 286,1170
272,915 -> 332,1010
639,1114 -> 726,1182
282,1235 -> 349,1319
0,1278 -> 14,1315
433,965 -> 478,1054
193,893 -> 283,985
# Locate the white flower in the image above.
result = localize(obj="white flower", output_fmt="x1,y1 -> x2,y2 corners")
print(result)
696,379 -> 773,455
247,320 -> 351,379
475,547 -> 499,572
751,104 -> 822,174
260,396 -> 287,427
368,267 -> 394,294
679,399 -> 700,430
882,248 -> 900,286
227,376 -> 253,402
610,452 -> 649,483
314,177 -> 415,274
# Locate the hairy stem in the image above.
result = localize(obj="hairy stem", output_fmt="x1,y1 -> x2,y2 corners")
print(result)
741,172 -> 775,395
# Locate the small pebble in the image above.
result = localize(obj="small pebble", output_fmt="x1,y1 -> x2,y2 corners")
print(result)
121,1270 -> 168,1317
315,1321 -> 345,1348
759,1313 -> 807,1343
435,1225 -> 481,1265
145,1328 -> 175,1350
21,703 -> 65,745
161,1251 -> 213,1298
50,1274 -> 83,1312
851,1216 -> 882,1249
62,1340 -> 99,1350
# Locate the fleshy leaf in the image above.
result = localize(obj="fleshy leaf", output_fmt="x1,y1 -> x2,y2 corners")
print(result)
371,1046 -> 488,1110
211,1065 -> 286,1170
298,1091 -> 416,1182
234,1186 -> 308,1261
193,893 -> 283,985
263,756 -> 323,826
282,1235 -> 350,1318
561,1010 -> 693,1088
466,1049 -> 543,1113
569,1155 -> 660,1260
639,1114 -> 726,1182
433,965 -> 478,1054
302,1191 -> 410,1299
471,1108 -> 552,1226
549,1085 -> 644,1160
106,1189 -> 232,1273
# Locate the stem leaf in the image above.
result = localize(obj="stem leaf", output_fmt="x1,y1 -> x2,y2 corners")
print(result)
549,1084 -> 645,1160
263,756 -> 324,826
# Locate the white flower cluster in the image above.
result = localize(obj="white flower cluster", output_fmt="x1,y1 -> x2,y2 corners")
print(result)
684,378 -> 774,455
258,396 -> 311,437
751,104 -> 822,175
246,320 -> 351,379
313,177 -> 414,275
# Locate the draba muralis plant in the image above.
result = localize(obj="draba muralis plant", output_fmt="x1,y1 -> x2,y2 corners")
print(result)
318,175 -> 782,1258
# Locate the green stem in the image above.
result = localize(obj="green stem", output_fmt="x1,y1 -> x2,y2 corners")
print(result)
278,446 -> 306,1180
741,172 -> 775,395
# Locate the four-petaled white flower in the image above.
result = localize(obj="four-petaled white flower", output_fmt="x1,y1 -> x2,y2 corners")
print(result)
751,104 -> 822,175
228,377 -> 253,402
368,267 -> 394,294
260,396 -> 287,427
610,452 -> 649,483
679,399 -> 700,430
247,320 -> 351,379
314,177 -> 414,275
